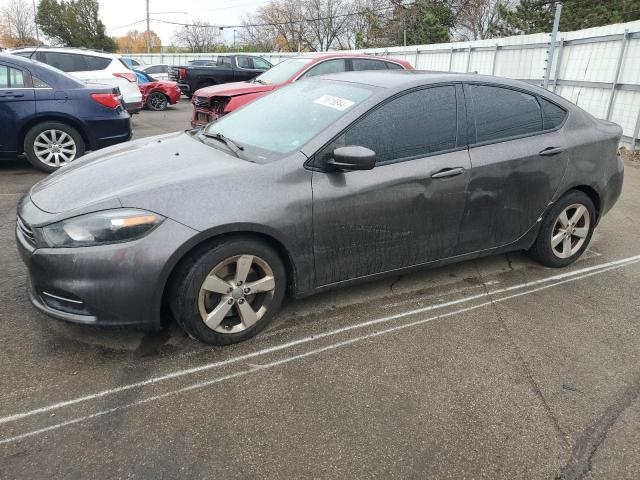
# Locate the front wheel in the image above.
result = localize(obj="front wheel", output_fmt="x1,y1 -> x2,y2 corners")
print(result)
169,238 -> 286,345
529,190 -> 596,268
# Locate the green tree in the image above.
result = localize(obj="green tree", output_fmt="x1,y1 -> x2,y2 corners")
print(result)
492,0 -> 640,36
408,3 -> 455,44
36,0 -> 116,51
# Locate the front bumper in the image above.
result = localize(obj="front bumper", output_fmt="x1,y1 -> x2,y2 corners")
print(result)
191,106 -> 221,128
177,83 -> 190,95
16,201 -> 197,328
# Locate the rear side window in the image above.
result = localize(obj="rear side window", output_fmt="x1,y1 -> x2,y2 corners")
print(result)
385,62 -> 404,70
469,85 -> 542,144
236,56 -> 252,68
40,52 -> 111,72
539,97 -> 567,130
351,59 -> 389,71
219,57 -> 232,67
344,86 -> 458,164
303,59 -> 347,78
0,66 -> 26,88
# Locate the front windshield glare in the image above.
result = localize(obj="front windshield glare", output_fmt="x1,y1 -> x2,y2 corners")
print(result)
254,58 -> 312,85
207,80 -> 373,156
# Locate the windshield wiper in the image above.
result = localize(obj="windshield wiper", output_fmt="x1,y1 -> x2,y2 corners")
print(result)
252,78 -> 267,85
203,131 -> 245,157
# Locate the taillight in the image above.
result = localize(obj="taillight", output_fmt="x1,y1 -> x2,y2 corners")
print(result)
178,68 -> 186,80
113,72 -> 137,83
91,93 -> 121,109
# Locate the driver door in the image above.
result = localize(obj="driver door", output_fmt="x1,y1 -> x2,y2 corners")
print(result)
312,85 -> 471,286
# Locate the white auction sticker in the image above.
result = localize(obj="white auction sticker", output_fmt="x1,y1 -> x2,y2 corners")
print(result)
314,95 -> 355,111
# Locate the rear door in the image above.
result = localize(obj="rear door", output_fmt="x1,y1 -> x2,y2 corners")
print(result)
0,64 -> 35,154
455,83 -> 569,254
312,85 -> 471,286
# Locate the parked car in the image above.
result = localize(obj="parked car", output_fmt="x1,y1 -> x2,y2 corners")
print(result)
0,53 -> 131,173
190,54 -> 413,127
134,70 -> 181,111
139,63 -> 170,81
16,71 -> 623,345
10,47 -> 144,114
169,54 -> 272,97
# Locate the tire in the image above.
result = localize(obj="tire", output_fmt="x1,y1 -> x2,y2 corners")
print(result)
24,121 -> 85,173
169,237 -> 286,346
529,190 -> 596,268
147,92 -> 169,111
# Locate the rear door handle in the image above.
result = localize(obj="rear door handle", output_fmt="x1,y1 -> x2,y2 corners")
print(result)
431,167 -> 465,179
539,147 -> 565,156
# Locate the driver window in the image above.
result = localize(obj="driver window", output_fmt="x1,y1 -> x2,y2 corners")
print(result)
337,86 -> 458,165
302,59 -> 347,78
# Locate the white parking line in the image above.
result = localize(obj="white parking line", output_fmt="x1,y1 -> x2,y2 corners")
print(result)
1,257 -> 638,445
1,254 -> 639,429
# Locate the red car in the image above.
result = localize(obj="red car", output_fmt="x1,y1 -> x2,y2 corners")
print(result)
191,54 -> 413,127
135,70 -> 181,111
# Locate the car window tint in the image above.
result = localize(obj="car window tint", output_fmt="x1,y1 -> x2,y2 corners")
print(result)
253,58 -> 271,70
303,59 -> 347,78
84,55 -> 111,71
9,68 -> 25,87
385,62 -> 404,70
41,52 -> 87,72
14,52 -> 32,58
343,86 -> 457,164
539,97 -> 567,130
352,59 -> 389,71
0,66 -> 8,88
32,75 -> 50,88
219,57 -> 232,67
470,85 -> 542,143
236,56 -> 252,68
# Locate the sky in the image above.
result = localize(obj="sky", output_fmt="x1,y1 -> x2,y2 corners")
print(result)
2,0 -> 271,45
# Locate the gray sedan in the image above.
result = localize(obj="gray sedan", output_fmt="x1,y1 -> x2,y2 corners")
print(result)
16,71 -> 624,345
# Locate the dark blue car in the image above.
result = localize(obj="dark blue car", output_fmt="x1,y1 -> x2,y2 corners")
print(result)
0,53 -> 132,172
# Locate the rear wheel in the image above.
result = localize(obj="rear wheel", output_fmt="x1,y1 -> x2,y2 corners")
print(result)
529,190 -> 596,268
24,121 -> 85,173
147,92 -> 169,111
169,238 -> 286,345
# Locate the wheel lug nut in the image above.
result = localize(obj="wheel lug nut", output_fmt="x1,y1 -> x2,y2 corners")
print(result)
227,298 -> 234,305
237,281 -> 243,286
244,288 -> 250,294
227,288 -> 233,293
238,298 -> 244,304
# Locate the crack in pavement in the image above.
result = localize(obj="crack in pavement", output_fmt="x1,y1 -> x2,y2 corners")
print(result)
555,373 -> 640,480
473,260 -> 571,446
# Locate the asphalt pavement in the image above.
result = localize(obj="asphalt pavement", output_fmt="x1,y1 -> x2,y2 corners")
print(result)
1,101 -> 639,479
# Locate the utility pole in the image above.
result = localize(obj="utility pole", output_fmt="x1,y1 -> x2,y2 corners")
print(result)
32,0 -> 40,42
146,0 -> 151,53
543,2 -> 562,89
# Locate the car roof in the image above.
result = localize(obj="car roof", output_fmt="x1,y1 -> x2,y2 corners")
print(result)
9,47 -> 113,58
0,52 -> 86,88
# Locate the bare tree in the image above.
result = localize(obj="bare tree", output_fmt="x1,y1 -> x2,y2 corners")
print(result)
304,0 -> 354,51
1,0 -> 38,47
454,0 -> 513,40
172,20 -> 222,52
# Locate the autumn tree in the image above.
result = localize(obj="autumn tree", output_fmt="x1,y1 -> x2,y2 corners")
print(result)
1,0 -> 39,48
172,20 -> 221,52
116,29 -> 162,53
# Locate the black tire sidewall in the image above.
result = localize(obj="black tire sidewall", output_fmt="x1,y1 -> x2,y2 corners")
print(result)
24,121 -> 85,173
531,190 -> 596,268
148,93 -> 168,111
170,238 -> 286,346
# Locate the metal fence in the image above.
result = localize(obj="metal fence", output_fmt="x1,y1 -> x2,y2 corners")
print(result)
131,19 -> 640,148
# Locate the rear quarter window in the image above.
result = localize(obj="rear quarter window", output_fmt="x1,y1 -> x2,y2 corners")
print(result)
539,97 -> 567,130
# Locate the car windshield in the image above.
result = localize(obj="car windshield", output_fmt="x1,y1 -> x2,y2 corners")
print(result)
204,80 -> 373,160
253,58 -> 312,85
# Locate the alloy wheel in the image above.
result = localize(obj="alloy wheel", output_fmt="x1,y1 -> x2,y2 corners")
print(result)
198,254 -> 276,334
551,203 -> 590,259
148,93 -> 167,111
33,129 -> 77,167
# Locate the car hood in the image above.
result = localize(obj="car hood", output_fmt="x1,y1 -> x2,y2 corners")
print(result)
29,132 -> 244,215
195,81 -> 276,98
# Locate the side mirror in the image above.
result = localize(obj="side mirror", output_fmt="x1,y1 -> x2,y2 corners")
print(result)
327,146 -> 376,171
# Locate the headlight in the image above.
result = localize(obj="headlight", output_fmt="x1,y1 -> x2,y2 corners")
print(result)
41,209 -> 164,248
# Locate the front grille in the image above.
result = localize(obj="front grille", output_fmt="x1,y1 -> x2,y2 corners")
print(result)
17,216 -> 36,247
193,96 -> 210,108
168,67 -> 180,82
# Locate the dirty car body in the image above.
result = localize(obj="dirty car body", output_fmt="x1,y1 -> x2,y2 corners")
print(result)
16,71 -> 623,331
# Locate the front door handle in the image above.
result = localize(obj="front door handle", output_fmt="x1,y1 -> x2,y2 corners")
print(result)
431,167 -> 465,179
539,146 -> 565,156
0,92 -> 24,98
